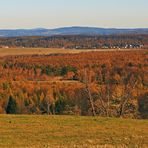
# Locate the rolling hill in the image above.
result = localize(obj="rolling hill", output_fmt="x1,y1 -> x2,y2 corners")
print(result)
0,27 -> 148,37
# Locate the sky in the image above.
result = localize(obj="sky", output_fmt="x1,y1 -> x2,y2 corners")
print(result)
0,0 -> 148,29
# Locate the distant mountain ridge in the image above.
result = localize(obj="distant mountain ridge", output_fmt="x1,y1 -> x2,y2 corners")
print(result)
0,26 -> 148,37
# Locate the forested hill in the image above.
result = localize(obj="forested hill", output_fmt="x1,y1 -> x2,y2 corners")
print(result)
0,34 -> 148,49
0,27 -> 148,37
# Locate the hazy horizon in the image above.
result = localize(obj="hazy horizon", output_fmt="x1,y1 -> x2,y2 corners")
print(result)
0,0 -> 148,29
0,26 -> 148,30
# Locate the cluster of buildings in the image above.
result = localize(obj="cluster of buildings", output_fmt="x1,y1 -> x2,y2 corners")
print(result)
72,44 -> 144,49
102,44 -> 144,49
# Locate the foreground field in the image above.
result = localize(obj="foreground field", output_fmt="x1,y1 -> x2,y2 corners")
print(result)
0,115 -> 148,147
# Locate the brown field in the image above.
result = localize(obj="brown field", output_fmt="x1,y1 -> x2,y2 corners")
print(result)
0,48 -> 143,56
0,48 -> 92,56
0,115 -> 148,148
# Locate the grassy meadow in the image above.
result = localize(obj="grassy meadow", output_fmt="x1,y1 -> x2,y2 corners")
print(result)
0,115 -> 148,147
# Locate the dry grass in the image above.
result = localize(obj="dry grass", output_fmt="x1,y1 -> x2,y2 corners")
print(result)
0,115 -> 148,147
0,48 -> 143,57
0,48 -> 92,56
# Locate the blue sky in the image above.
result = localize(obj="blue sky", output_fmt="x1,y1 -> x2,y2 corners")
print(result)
0,0 -> 148,29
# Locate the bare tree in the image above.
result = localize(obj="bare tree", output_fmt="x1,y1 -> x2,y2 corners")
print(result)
45,91 -> 52,115
117,72 -> 137,117
45,84 -> 57,115
96,82 -> 111,117
84,68 -> 96,116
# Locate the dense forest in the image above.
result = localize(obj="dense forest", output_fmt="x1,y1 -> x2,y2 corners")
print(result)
0,50 -> 147,118
0,34 -> 148,49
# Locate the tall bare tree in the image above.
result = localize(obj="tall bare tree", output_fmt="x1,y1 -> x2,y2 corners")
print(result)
84,68 -> 96,116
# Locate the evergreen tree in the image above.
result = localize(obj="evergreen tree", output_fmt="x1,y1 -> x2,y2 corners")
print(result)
6,96 -> 19,114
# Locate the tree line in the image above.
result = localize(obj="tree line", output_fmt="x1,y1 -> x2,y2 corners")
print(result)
0,34 -> 148,49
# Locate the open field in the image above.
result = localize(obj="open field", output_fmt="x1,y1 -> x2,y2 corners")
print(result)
0,48 -> 92,56
0,115 -> 148,148
0,48 -> 143,56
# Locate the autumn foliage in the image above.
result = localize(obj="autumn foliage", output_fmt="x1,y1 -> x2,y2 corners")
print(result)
0,50 -> 147,118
